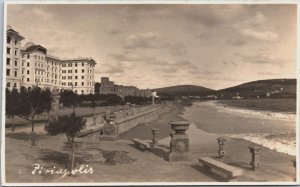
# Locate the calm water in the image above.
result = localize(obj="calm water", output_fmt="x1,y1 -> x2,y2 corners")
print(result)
181,101 -> 296,156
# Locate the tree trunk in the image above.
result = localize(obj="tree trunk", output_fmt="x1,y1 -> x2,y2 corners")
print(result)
47,112 -> 50,124
71,136 -> 75,174
11,115 -> 15,132
31,117 -> 36,146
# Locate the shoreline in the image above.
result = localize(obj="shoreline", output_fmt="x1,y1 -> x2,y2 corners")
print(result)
181,101 -> 296,156
213,100 -> 296,122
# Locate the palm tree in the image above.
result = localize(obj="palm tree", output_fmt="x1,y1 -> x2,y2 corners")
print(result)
45,112 -> 86,173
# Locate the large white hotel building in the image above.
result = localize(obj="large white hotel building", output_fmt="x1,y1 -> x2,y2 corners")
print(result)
6,26 -> 96,94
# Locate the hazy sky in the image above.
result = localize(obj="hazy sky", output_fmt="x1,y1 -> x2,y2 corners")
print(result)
7,4 -> 297,90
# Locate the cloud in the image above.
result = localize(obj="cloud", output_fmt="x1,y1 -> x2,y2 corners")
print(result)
243,12 -> 266,25
96,64 -> 124,74
226,38 -> 246,46
234,53 -> 285,66
108,53 -> 155,62
108,28 -> 123,35
222,60 -> 238,66
241,28 -> 279,42
257,72 -> 278,76
124,32 -> 161,49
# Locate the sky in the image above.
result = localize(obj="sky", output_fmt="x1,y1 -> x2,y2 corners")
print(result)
7,4 -> 297,90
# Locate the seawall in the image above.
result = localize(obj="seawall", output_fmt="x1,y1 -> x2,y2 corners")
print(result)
79,104 -> 172,138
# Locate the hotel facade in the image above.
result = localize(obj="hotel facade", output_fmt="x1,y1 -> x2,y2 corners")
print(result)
6,26 -> 96,94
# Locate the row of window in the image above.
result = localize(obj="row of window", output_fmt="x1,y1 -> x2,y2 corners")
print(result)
61,69 -> 93,74
62,63 -> 87,67
7,48 -> 18,56
61,75 -> 92,80
6,82 -> 17,88
6,58 -> 18,66
61,82 -> 93,86
7,36 -> 18,45
6,69 -> 17,77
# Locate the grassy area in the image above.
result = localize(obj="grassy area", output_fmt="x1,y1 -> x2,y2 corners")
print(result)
217,99 -> 296,113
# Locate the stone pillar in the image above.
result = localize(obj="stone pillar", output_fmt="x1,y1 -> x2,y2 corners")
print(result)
92,116 -> 97,126
151,128 -> 159,147
217,137 -> 226,158
249,145 -> 261,171
100,112 -> 118,141
152,95 -> 155,105
168,120 -> 190,162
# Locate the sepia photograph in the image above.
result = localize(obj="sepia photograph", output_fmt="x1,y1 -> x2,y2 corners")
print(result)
1,1 -> 299,185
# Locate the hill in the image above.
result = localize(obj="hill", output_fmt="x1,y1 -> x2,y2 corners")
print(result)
217,79 -> 296,99
152,85 -> 215,97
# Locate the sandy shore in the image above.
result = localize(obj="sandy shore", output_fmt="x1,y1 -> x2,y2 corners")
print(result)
4,104 -> 297,183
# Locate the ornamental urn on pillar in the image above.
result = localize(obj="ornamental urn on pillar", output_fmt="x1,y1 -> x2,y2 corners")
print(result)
100,112 -> 118,141
168,120 -> 190,162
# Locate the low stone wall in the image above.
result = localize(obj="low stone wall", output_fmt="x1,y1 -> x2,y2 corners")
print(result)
115,105 -> 166,134
81,104 -> 172,139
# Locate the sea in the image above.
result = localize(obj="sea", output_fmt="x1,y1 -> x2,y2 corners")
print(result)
180,101 -> 296,156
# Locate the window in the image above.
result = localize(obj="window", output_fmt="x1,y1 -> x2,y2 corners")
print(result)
7,48 -> 11,54
68,76 -> 72,79
22,70 -> 24,74
82,76 -> 84,79
75,70 -> 77,73
6,69 -> 10,76
68,70 -> 72,73
15,50 -> 17,55
22,78 -> 24,82
75,63 -> 77,67
82,82 -> 84,86
7,36 -> 11,44
15,40 -> 18,45
27,78 -> 30,82
82,69 -> 84,73
75,76 -> 78,79
75,82 -> 77,86
82,62 -> 84,66
62,76 -> 66,80
75,90 -> 77,93
15,60 -> 17,66
22,61 -> 24,66
81,90 -> 84,94
6,58 -> 10,65
6,82 -> 10,88
27,54 -> 30,59
62,64 -> 66,67
68,63 -> 72,67
14,71 -> 17,77
62,70 -> 66,73
27,70 -> 30,74
27,62 -> 30,67
68,82 -> 72,86
14,83 -> 17,88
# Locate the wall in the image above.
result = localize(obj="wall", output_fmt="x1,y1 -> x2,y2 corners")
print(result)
80,104 -> 172,138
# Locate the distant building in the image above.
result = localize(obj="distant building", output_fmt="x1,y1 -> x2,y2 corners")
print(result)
99,77 -> 151,98
135,89 -> 152,97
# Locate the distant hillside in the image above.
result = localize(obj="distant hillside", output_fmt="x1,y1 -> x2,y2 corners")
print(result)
217,79 -> 296,99
152,85 -> 215,96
